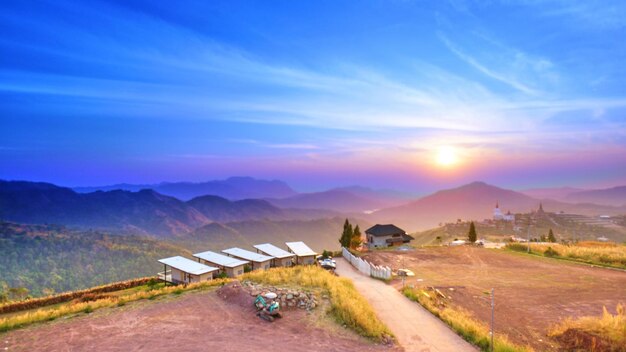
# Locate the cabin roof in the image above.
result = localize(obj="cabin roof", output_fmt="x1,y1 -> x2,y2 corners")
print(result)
253,243 -> 295,259
158,256 -> 218,275
193,250 -> 249,267
222,247 -> 274,262
285,241 -> 317,257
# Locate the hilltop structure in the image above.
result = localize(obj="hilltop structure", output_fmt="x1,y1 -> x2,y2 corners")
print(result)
493,202 -> 515,222
365,224 -> 413,248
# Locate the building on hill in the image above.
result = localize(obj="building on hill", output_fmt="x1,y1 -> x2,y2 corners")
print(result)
158,256 -> 219,285
253,243 -> 295,267
285,241 -> 318,265
365,224 -> 413,248
222,247 -> 273,271
192,250 -> 249,277
493,202 -> 515,221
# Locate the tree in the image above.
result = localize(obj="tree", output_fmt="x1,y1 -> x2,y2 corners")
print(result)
468,221 -> 477,243
540,234 -> 547,242
8,287 -> 29,301
351,225 -> 362,249
548,228 -> 556,243
339,219 -> 353,248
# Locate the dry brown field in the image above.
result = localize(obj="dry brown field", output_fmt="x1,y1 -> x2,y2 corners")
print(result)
2,282 -> 398,352
362,246 -> 626,351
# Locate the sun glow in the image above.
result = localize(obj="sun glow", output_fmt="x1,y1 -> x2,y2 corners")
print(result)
435,146 -> 459,167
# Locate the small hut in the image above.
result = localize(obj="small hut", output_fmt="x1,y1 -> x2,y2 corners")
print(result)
253,243 -> 295,267
193,250 -> 249,277
158,256 -> 218,285
285,241 -> 318,265
222,247 -> 273,271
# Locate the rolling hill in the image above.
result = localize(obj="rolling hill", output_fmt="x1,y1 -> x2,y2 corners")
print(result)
0,222 -> 188,296
0,180 -> 339,236
565,186 -> 626,206
371,181 -> 626,232
0,181 -> 208,236
266,188 -> 401,213
187,195 -> 337,222
74,176 -> 298,201
180,217 -> 371,253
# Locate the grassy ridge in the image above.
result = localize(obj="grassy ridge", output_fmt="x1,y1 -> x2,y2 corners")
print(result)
549,304 -> 626,351
506,241 -> 626,269
402,287 -> 532,352
0,277 -> 152,314
0,279 -> 230,332
242,265 -> 392,341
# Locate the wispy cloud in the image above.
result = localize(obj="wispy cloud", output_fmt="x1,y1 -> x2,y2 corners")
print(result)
438,32 -> 539,95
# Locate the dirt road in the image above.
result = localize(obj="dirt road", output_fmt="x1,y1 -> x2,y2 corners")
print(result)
336,258 -> 477,352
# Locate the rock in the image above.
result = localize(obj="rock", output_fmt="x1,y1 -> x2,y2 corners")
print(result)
286,293 -> 294,300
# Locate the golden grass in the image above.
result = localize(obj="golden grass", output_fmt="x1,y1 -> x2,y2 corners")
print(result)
549,303 -> 626,350
528,243 -> 626,268
402,287 -> 533,352
0,279 -> 230,332
242,265 -> 392,340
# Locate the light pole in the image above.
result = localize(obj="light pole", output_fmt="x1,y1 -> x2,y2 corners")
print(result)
490,288 -> 495,352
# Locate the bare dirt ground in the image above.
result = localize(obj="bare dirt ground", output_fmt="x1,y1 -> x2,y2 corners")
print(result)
2,282 -> 400,352
362,246 -> 626,351
336,259 -> 477,352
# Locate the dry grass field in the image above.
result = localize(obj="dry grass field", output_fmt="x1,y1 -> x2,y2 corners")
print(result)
362,246 -> 626,351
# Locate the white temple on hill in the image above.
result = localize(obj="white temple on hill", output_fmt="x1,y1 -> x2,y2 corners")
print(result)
493,202 -> 515,221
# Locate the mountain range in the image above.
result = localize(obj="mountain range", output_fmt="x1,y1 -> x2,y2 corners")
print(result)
372,181 -> 626,230
2,179 -> 625,236
0,180 -> 334,236
73,177 -> 298,201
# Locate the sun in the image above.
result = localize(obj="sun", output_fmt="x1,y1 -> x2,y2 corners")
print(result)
435,146 -> 459,167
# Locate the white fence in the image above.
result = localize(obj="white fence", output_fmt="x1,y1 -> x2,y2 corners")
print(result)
342,247 -> 392,280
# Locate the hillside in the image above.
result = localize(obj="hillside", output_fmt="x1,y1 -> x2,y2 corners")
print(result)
411,212 -> 626,245
187,195 -> 337,222
74,176 -> 298,201
520,187 -> 584,201
180,217 -> 372,253
0,180 -> 339,236
0,222 -> 188,296
372,182 -> 538,231
0,180 -> 209,236
267,189 -> 392,213
565,186 -> 626,206
372,182 -> 626,232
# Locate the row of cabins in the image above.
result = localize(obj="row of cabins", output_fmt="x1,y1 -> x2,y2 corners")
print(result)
158,241 -> 317,285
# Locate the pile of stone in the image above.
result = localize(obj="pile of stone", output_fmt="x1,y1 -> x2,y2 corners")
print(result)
241,280 -> 321,310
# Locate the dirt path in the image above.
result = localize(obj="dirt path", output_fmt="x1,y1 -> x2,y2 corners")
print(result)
336,258 -> 477,352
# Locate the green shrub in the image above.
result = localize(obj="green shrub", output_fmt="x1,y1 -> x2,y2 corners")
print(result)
544,247 -> 559,257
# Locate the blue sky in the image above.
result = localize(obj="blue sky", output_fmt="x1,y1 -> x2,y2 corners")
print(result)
1,0 -> 625,192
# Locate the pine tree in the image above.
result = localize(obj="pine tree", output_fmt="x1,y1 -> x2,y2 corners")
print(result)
339,219 -> 353,248
351,225 -> 362,249
468,221 -> 477,243
548,228 -> 556,243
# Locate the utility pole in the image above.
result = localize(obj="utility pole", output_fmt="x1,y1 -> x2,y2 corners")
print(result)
490,288 -> 495,352
401,256 -> 406,288
526,223 -> 530,253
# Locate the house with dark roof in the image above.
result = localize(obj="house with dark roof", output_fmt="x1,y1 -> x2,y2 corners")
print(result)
365,224 -> 413,248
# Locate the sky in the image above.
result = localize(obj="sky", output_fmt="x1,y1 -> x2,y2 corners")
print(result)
1,0 -> 625,193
